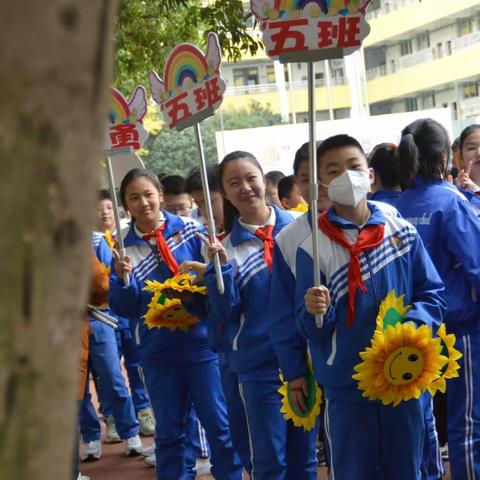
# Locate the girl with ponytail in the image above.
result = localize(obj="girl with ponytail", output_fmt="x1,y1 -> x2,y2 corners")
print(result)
395,119 -> 480,480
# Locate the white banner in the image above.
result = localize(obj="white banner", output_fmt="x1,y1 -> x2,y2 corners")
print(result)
215,108 -> 453,174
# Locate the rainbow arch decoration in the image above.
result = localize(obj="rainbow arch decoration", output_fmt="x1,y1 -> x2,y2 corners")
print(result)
149,32 -> 226,131
251,0 -> 371,62
253,0 -> 370,19
163,44 -> 210,95
105,86 -> 148,152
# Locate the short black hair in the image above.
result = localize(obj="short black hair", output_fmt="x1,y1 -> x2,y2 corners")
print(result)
185,165 -> 221,194
265,170 -> 285,187
278,175 -> 296,201
293,140 -> 323,177
316,135 -> 364,173
161,175 -> 187,196
368,143 -> 400,189
98,189 -> 111,201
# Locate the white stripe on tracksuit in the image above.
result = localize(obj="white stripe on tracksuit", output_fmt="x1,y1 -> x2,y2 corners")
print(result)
464,335 -> 475,480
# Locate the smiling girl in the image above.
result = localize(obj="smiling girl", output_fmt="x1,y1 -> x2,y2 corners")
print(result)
203,151 -> 317,480
457,124 -> 480,194
109,168 -> 241,480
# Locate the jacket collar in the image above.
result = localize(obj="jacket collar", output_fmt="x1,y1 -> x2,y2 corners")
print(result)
230,205 -> 293,246
124,210 -> 186,247
326,201 -> 386,230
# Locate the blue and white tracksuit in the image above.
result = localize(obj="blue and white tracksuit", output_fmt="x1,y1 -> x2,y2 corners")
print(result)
396,176 -> 480,480
296,202 -> 446,480
109,211 -> 241,480
370,190 -> 401,205
80,234 -> 139,442
204,205 -> 317,480
93,232 -> 150,415
371,193 -> 445,479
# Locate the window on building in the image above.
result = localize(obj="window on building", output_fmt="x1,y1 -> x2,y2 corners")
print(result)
463,82 -> 480,99
422,93 -> 436,109
458,18 -> 473,37
416,32 -> 430,50
334,108 -> 350,119
265,64 -> 289,84
266,65 -> 275,84
436,42 -> 443,59
233,67 -> 259,87
406,98 -> 418,112
329,59 -> 344,82
400,40 -> 413,56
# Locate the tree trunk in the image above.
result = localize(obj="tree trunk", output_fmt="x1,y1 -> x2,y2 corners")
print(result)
0,2 -> 117,478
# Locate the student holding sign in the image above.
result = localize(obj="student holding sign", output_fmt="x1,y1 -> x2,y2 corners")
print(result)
109,168 -> 242,480
297,135 -> 446,480
203,151 -> 317,480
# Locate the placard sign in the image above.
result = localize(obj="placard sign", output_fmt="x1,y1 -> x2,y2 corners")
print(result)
105,86 -> 148,151
251,0 -> 371,62
149,32 -> 226,131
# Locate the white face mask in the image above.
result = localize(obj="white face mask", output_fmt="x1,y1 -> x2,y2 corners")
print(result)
325,170 -> 371,207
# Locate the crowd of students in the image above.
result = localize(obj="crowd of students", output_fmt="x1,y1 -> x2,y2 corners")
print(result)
77,120 -> 480,480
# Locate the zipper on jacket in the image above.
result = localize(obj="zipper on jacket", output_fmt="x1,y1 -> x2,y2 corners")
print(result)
232,313 -> 245,351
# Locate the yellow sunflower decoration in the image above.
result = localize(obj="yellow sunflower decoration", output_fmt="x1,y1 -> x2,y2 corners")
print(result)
352,290 -> 448,407
428,323 -> 462,396
105,229 -> 115,251
142,274 -> 207,332
278,360 -> 322,431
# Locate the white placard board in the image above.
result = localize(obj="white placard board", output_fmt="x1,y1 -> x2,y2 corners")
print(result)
215,108 -> 453,174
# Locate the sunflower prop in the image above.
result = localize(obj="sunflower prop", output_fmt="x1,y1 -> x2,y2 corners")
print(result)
278,361 -> 322,431
142,274 -> 207,331
105,229 -> 115,251
152,273 -> 208,296
353,290 -> 448,406
428,323 -> 462,396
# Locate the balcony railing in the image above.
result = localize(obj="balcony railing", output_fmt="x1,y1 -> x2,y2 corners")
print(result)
224,77 -> 346,97
366,0 -> 417,20
365,30 -> 480,80
462,96 -> 480,118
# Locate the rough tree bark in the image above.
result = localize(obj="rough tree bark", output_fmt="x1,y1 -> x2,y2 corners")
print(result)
0,2 -> 117,478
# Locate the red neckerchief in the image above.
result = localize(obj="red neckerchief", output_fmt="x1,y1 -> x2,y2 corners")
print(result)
142,223 -> 179,275
254,225 -> 275,272
318,211 -> 384,327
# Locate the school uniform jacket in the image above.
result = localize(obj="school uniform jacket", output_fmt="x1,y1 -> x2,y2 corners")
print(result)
295,202 -> 445,402
204,205 -> 297,382
396,176 -> 480,335
109,210 -> 215,368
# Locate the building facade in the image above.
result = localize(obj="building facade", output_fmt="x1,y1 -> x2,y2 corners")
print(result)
220,0 -> 480,133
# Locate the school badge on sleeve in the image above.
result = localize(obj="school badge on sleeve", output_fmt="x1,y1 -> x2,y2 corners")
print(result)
142,274 -> 207,331
352,290 -> 451,406
278,360 -> 322,431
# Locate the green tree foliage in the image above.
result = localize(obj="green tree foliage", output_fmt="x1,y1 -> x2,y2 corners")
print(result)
143,101 -> 283,176
115,0 -> 261,93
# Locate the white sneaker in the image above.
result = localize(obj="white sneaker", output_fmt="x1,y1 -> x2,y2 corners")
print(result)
77,474 -> 90,480
138,408 -> 155,436
124,434 -> 143,456
81,440 -> 101,461
142,443 -> 155,457
144,453 -> 156,467
195,457 -> 211,476
105,416 -> 121,444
